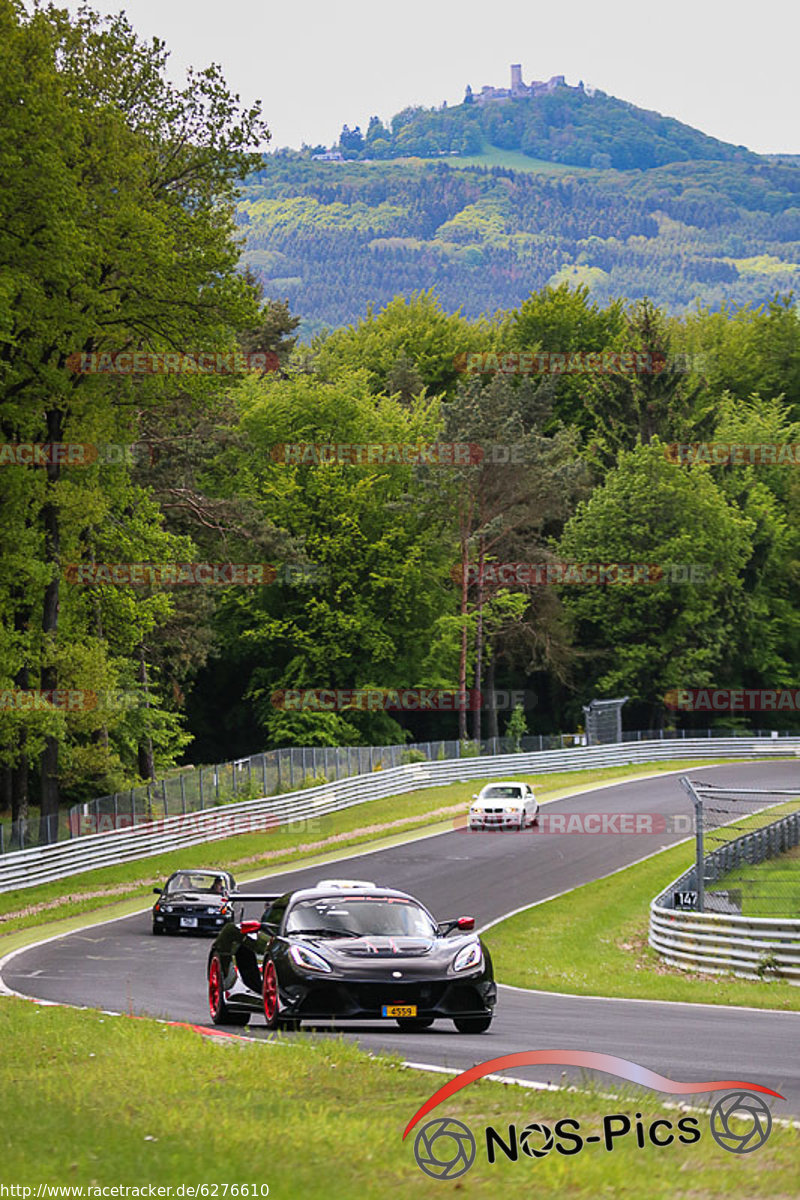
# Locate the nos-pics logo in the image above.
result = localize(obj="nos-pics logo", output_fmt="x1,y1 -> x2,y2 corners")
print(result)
404,1051 -> 782,1180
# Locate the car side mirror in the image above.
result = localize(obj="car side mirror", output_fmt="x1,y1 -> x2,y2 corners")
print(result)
240,920 -> 262,935
438,915 -> 476,935
472,794 -> 478,801
152,887 -> 162,895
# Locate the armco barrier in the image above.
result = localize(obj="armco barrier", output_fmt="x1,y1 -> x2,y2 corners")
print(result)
1,737 -> 798,894
650,809 -> 800,985
649,908 -> 800,985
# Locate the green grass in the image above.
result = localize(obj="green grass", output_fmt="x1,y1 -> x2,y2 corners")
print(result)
0,997 -> 796,1195
713,844 -> 800,917
0,760 -> 737,939
548,264 -> 611,289
388,145 -> 596,175
485,803 -> 800,1011
725,254 -> 799,276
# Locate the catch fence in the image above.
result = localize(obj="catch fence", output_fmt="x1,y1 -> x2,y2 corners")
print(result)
650,778 -> 800,983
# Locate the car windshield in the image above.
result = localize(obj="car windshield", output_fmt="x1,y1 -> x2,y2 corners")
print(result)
285,896 -> 437,938
482,786 -> 523,799
166,873 -> 226,894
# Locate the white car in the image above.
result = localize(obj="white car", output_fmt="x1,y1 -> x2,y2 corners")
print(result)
469,781 -> 539,831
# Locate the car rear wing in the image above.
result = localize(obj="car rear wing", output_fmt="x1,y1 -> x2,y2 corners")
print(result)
229,892 -> 282,905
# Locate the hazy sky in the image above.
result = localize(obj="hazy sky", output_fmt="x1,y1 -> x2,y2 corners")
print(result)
63,0 -> 800,155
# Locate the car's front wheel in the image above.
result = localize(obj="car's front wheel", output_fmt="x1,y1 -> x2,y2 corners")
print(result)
453,1015 -> 492,1033
396,1017 -> 434,1032
152,921 -> 164,935
262,959 -> 282,1029
208,954 -> 250,1026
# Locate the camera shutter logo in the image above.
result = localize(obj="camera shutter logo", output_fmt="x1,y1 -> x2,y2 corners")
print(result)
520,1122 -> 554,1158
414,1117 -> 476,1179
710,1091 -> 772,1153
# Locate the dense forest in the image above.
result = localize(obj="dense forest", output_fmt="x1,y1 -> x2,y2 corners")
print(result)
1,3 -> 799,836
241,157 -> 800,336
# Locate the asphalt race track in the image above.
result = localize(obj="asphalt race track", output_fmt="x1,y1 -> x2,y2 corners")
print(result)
4,763 -> 800,1114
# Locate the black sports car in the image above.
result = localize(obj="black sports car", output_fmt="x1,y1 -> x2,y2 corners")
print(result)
152,869 -> 236,935
207,879 -> 496,1032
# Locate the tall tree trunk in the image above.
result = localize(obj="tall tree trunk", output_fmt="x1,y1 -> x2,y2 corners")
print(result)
471,540 -> 485,744
486,652 -> 499,742
93,600 -> 109,752
39,408 -> 63,845
136,644 -> 156,783
12,657 -> 30,845
457,503 -> 472,743
11,751 -> 29,849
12,605 -> 31,839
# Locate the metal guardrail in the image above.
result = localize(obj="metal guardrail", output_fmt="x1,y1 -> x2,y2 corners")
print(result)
1,736 -> 798,894
2,725 -> 794,855
650,808 -> 800,985
2,733 -> 587,854
649,908 -> 800,984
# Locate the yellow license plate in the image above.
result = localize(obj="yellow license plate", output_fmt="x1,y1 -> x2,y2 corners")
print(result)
381,1004 -> 417,1018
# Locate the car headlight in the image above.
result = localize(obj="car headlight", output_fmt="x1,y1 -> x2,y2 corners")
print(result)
453,941 -> 483,973
289,944 -> 332,973
504,806 -> 521,813
163,905 -> 173,913
207,907 -> 218,915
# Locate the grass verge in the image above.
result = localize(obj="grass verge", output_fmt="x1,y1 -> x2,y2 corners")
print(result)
714,844 -> 800,917
484,810 -> 800,1011
0,996 -> 796,1196
0,760 -> 738,939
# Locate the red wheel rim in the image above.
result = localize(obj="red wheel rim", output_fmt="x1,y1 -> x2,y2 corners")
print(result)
263,960 -> 278,1022
209,957 -> 222,1018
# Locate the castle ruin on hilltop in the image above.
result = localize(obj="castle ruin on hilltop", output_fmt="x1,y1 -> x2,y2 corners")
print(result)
466,65 -> 578,106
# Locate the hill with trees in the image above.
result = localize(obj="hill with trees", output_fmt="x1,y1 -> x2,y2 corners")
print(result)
334,83 -> 758,171
240,156 -> 800,337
